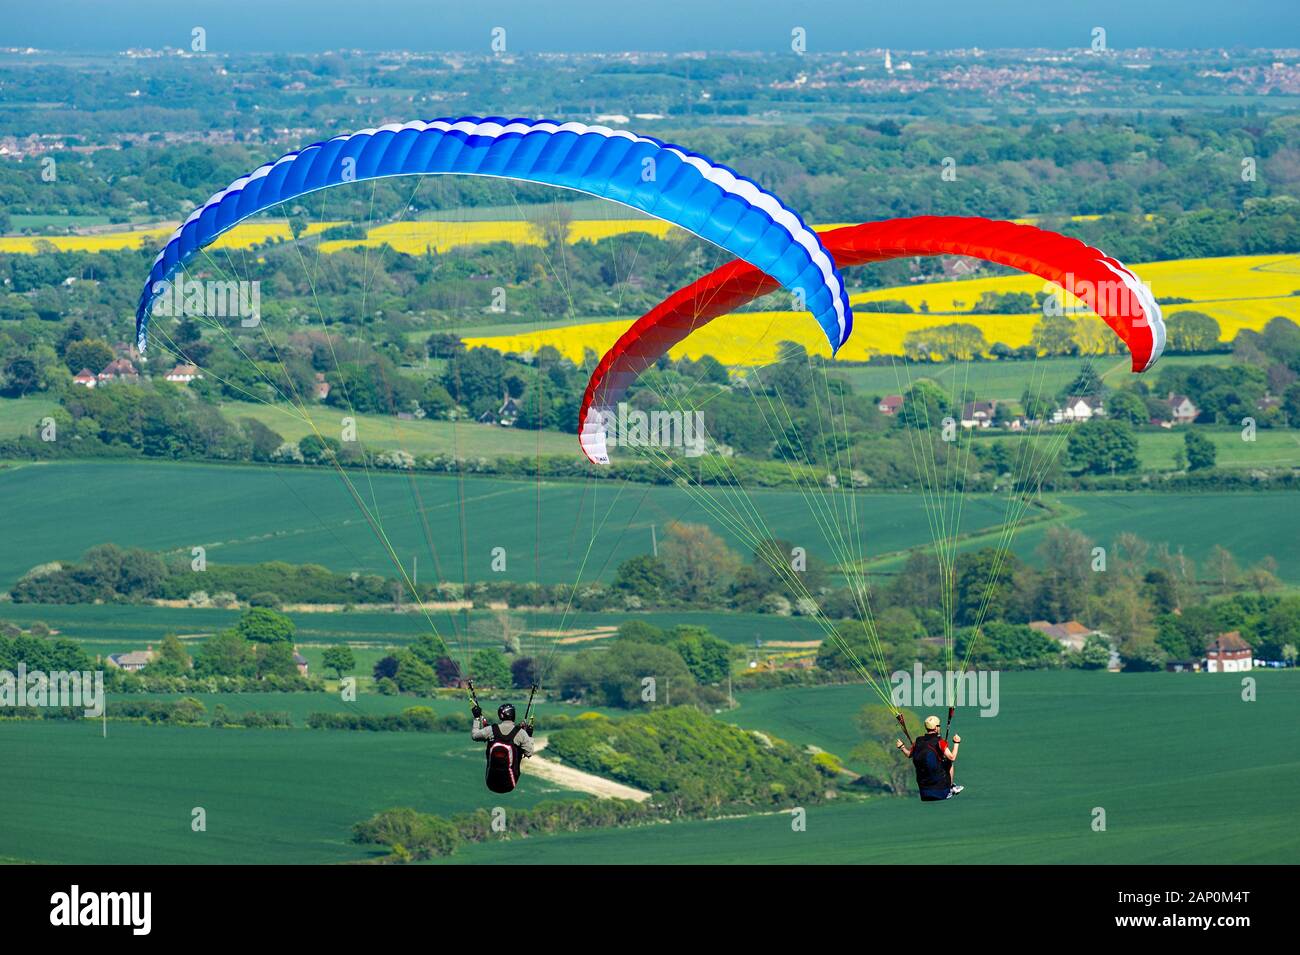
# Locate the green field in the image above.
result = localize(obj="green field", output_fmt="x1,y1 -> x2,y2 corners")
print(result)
0,460 -> 1015,588
0,602 -> 825,662
0,396 -> 60,437
978,426 -> 1300,470
0,719 -> 586,863
829,353 -> 1231,401
863,490 -> 1300,579
448,671 -> 1300,863
221,400 -> 576,457
2,461 -> 1298,594
1,672 -> 1294,863
1135,428 -> 1300,469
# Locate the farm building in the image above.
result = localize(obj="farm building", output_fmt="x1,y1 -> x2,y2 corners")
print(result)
1029,620 -> 1098,652
961,400 -> 998,429
1166,393 -> 1199,424
1205,631 -> 1253,673
72,368 -> 97,388
164,363 -> 203,383
97,357 -> 139,383
877,395 -> 904,416
106,647 -> 155,671
1051,395 -> 1104,423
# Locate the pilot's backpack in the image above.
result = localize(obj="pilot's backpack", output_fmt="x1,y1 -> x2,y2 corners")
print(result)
485,724 -> 523,793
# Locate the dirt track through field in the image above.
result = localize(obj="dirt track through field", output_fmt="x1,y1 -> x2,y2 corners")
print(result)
529,737 -> 651,802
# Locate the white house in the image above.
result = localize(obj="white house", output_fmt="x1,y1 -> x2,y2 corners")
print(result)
961,400 -> 998,429
1205,631 -> 1253,673
106,647 -> 155,671
877,395 -> 904,416
97,357 -> 139,383
164,363 -> 203,383
1052,395 -> 1104,423
1028,620 -> 1099,652
1167,393 -> 1199,424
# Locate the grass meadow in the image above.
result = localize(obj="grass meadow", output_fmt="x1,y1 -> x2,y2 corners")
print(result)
2,671 -> 1290,863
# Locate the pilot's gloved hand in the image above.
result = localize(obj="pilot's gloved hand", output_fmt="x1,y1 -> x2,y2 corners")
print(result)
472,705 -> 482,719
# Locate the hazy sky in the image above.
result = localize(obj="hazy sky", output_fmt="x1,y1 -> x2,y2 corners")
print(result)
3,0 -> 1297,52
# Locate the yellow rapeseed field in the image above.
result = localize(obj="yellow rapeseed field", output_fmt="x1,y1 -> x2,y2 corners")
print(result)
0,220 -> 342,254
464,254 -> 1300,365
316,218 -> 677,254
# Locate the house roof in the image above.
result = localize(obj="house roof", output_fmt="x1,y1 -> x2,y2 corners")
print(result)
100,358 -> 137,376
166,363 -> 200,376
1207,631 -> 1251,654
73,368 -> 96,380
1029,620 -> 1094,641
109,650 -> 154,666
878,395 -> 904,409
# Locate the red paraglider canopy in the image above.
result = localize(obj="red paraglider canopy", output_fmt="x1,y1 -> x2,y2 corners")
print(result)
578,215 -> 1164,464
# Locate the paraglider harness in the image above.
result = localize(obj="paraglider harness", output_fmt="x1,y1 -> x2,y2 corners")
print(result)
471,682 -> 536,794
898,708 -> 955,802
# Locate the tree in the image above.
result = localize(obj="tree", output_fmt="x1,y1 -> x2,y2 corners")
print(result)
1020,386 -> 1055,422
409,632 -> 452,668
1072,315 -> 1121,356
612,555 -> 668,602
298,433 -> 341,463
1106,390 -> 1149,426
63,338 -> 114,374
468,610 -> 525,655
1060,361 -> 1104,399
435,657 -> 462,687
667,626 -> 732,684
1032,526 -> 1094,622
556,641 -> 696,709
1030,313 -> 1078,357
241,418 -> 285,461
1206,545 -> 1239,595
1090,581 -> 1154,648
851,704 -> 920,794
233,608 -> 295,644
420,380 -> 454,418
732,537 -> 830,610
1065,419 -> 1139,475
148,633 -> 192,676
511,656 -> 539,689
469,647 -> 511,688
657,521 -> 741,603
323,645 -> 356,680
1079,633 -> 1113,669
444,347 -> 507,407
1164,311 -> 1221,353
257,641 -> 300,680
394,651 -> 438,693
1184,429 -> 1216,471
897,380 -> 951,430
373,655 -> 400,681
955,548 -> 1023,626
194,629 -> 254,678
902,323 -> 987,361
